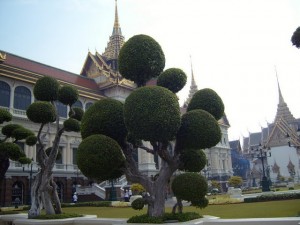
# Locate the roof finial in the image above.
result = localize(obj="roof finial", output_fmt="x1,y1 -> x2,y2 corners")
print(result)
113,0 -> 121,35
275,66 -> 284,105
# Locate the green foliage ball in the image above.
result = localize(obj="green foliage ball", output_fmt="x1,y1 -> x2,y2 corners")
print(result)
291,27 -> 300,48
26,101 -> 56,124
157,68 -> 187,93
18,157 -> 33,165
12,128 -> 34,141
77,134 -> 125,181
118,34 -> 165,87
58,85 -> 79,106
33,76 -> 60,101
0,142 -> 23,161
81,99 -> 127,145
0,109 -> 12,124
131,198 -> 145,210
172,173 -> 207,202
124,86 -> 181,142
2,124 -> 22,137
69,107 -> 84,121
179,149 -> 206,172
187,88 -> 224,120
26,135 -> 37,146
176,109 -> 221,150
191,197 -> 209,209
64,118 -> 80,132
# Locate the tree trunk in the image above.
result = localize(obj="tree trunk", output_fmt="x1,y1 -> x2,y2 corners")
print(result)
0,158 -> 9,182
28,169 -> 62,218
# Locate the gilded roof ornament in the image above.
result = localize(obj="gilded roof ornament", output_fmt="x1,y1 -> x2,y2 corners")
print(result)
0,52 -> 6,62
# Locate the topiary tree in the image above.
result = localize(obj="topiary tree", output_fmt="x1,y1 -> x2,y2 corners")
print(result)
171,173 -> 208,213
118,34 -> 165,87
291,27 -> 300,48
0,109 -> 35,183
77,34 -> 224,218
26,76 -> 82,218
157,68 -> 187,93
228,176 -> 243,188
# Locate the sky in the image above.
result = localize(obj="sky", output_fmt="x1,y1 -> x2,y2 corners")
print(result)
1,0 -> 300,142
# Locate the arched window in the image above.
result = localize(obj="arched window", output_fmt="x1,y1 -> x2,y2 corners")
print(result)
14,86 -> 31,110
12,181 -> 24,205
0,81 -> 11,107
55,101 -> 67,118
85,102 -> 93,111
73,100 -> 83,109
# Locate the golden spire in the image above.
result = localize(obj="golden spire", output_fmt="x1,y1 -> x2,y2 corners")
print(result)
184,56 -> 199,107
112,0 -> 122,35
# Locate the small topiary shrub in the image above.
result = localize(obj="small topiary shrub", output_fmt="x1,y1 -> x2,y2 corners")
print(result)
0,109 -> 12,123
69,107 -> 84,121
58,85 -> 78,106
118,34 -> 165,87
179,149 -> 206,172
131,183 -> 146,195
157,68 -> 187,93
187,88 -> 224,120
81,99 -> 127,144
131,198 -> 145,210
26,135 -> 38,146
124,86 -> 180,142
0,142 -> 23,161
176,109 -> 221,150
11,127 -> 34,141
33,76 -> 59,101
77,134 -> 125,181
2,124 -> 22,137
26,102 -> 56,124
63,118 -> 80,132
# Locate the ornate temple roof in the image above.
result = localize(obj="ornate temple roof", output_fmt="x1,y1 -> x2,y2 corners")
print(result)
183,59 -> 198,108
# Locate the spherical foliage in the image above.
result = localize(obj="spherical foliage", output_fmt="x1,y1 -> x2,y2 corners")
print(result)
124,86 -> 181,142
118,34 -> 165,87
64,118 -> 80,132
33,76 -> 60,101
291,27 -> 300,48
176,109 -> 221,150
179,149 -> 206,172
2,124 -> 22,137
0,142 -> 23,161
131,198 -> 145,210
26,101 -> 56,124
172,173 -> 207,202
58,85 -> 79,106
26,135 -> 38,146
157,68 -> 187,93
131,183 -> 146,194
77,134 -> 125,181
187,88 -> 224,120
69,107 -> 84,121
0,109 -> 12,124
12,128 -> 34,141
191,197 -> 209,209
18,157 -> 33,165
81,99 -> 127,144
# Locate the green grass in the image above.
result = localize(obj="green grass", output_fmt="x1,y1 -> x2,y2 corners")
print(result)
61,199 -> 300,219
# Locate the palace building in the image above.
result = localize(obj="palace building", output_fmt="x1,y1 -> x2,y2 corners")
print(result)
0,1 -> 232,206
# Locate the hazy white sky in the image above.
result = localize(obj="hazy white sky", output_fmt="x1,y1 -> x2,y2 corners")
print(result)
1,0 -> 300,141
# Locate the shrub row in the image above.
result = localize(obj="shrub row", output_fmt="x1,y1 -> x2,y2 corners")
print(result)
244,193 -> 300,203
61,201 -> 111,208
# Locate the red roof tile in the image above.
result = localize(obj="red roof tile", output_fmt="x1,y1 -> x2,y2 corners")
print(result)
3,51 -> 99,91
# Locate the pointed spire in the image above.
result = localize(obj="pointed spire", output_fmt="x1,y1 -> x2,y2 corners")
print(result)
274,67 -> 295,123
112,0 -> 122,35
183,56 -> 199,107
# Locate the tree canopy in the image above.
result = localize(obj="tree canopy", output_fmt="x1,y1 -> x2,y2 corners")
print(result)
291,27 -> 300,48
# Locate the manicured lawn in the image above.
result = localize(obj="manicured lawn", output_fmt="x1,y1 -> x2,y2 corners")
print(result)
62,199 -> 300,219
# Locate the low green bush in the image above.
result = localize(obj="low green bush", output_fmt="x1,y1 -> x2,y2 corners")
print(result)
61,201 -> 111,207
32,213 -> 82,220
244,193 -> 300,203
127,212 -> 201,223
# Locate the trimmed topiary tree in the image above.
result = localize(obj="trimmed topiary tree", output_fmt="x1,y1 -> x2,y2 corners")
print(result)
0,109 -> 35,184
26,78 -> 82,218
171,172 -> 208,213
77,34 -> 224,218
157,68 -> 187,93
118,34 -> 165,87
